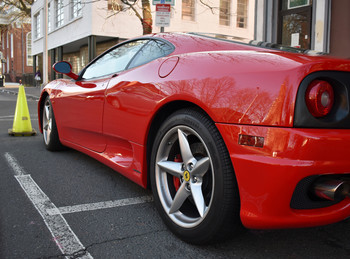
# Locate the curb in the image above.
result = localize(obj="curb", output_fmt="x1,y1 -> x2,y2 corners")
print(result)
0,88 -> 40,101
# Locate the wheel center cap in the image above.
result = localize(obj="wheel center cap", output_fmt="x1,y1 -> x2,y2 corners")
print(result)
183,171 -> 190,182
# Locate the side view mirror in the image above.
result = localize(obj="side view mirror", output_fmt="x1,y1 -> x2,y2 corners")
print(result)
53,61 -> 79,80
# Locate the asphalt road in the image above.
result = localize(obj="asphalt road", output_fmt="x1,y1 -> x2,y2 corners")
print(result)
1,88 -> 350,258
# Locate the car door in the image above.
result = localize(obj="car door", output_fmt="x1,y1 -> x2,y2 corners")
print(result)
56,39 -> 150,152
103,39 -> 175,145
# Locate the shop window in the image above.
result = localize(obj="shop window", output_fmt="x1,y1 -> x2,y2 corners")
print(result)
220,0 -> 231,26
182,0 -> 195,21
279,0 -> 312,49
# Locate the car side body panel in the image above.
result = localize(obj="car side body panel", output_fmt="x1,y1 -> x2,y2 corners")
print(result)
52,77 -> 110,152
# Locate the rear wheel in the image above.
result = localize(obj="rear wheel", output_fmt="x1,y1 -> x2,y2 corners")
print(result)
150,109 -> 241,244
42,96 -> 64,151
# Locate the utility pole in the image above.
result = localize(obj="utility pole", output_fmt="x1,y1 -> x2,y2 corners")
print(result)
43,0 -> 48,85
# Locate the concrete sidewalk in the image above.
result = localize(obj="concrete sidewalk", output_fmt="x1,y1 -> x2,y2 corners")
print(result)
2,82 -> 21,88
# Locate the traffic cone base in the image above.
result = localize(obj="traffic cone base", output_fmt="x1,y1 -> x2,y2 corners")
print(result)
8,85 -> 36,137
8,128 -> 37,136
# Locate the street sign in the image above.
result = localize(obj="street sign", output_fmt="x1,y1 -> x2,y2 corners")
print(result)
155,4 -> 171,27
153,0 -> 175,6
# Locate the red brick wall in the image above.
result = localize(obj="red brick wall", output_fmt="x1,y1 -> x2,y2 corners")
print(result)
1,23 -> 32,83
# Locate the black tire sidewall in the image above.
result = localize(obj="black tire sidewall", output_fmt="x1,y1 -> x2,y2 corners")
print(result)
150,109 -> 239,244
43,96 -> 63,151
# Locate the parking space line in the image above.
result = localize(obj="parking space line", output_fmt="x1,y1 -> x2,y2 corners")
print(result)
4,152 -> 93,259
0,119 -> 38,121
0,115 -> 38,121
47,196 -> 153,216
0,114 -> 38,118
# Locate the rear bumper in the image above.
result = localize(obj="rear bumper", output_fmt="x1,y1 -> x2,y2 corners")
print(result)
216,123 -> 350,229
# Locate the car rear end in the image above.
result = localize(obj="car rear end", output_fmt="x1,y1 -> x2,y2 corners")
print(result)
216,55 -> 350,229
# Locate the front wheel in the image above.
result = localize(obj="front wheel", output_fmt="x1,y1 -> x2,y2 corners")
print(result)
150,109 -> 242,244
42,96 -> 64,151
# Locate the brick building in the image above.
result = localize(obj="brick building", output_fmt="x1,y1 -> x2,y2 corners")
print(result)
0,8 -> 33,84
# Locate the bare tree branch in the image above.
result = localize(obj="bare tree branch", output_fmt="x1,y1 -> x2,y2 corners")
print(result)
198,0 -> 219,15
106,0 -> 152,34
0,0 -> 32,22
121,0 -> 143,21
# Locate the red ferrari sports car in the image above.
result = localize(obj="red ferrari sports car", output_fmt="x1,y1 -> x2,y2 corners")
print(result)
38,32 -> 350,244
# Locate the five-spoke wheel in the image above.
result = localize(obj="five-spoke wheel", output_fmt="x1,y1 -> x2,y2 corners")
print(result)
150,109 -> 241,244
156,126 -> 213,228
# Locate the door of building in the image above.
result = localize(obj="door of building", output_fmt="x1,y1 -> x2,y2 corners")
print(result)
278,0 -> 312,49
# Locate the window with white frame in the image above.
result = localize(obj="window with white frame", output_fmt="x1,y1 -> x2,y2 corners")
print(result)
48,2 -> 52,32
236,0 -> 248,28
71,0 -> 82,19
182,0 -> 195,21
26,32 -> 33,66
220,0 -> 231,26
55,0 -> 64,28
10,34 -> 13,58
34,12 -> 41,38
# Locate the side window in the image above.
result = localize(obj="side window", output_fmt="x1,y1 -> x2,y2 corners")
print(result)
128,40 -> 174,70
82,40 -> 148,80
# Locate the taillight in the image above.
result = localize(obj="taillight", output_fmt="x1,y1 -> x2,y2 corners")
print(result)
305,80 -> 334,117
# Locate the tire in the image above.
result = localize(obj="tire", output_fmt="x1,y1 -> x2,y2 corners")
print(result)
42,96 -> 64,151
150,108 -> 242,244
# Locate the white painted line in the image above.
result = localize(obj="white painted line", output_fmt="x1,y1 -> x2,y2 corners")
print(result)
0,115 -> 16,118
0,114 -> 38,118
0,115 -> 38,121
0,119 -> 38,121
4,152 -> 93,259
47,196 -> 153,216
4,152 -> 26,176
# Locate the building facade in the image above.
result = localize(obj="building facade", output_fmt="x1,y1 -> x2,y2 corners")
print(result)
255,0 -> 350,58
0,9 -> 33,84
31,0 -> 255,83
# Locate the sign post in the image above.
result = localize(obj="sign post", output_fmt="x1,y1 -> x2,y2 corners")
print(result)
153,0 -> 174,32
155,4 -> 171,31
152,0 -> 175,5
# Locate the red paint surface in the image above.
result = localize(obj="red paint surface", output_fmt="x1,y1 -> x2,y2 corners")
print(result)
38,33 -> 350,229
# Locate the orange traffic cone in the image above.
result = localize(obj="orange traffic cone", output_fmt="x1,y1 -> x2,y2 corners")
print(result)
8,85 -> 36,136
